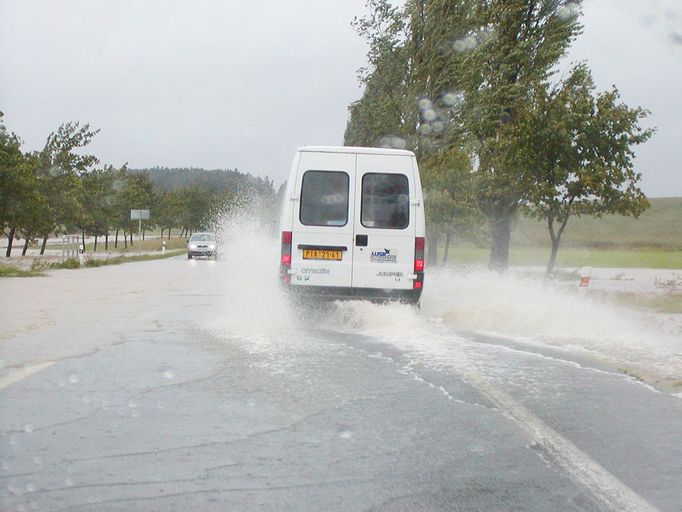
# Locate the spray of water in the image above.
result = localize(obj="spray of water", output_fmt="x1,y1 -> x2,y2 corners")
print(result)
204,211 -> 681,388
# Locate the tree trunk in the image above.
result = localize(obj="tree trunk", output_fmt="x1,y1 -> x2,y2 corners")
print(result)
545,215 -> 570,276
81,229 -> 86,251
105,234 -> 109,251
40,235 -> 48,255
142,228 -> 145,241
94,236 -> 98,252
123,230 -> 127,249
22,237 -> 30,256
488,215 -> 512,271
6,226 -> 16,257
160,228 -> 164,239
168,228 -> 171,240
115,229 -> 119,249
129,233 -> 133,246
426,236 -> 439,267
442,232 -> 451,265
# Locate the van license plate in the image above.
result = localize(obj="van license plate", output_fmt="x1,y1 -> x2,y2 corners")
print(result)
302,249 -> 342,261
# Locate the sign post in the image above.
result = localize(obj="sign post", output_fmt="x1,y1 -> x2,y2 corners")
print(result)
130,210 -> 150,252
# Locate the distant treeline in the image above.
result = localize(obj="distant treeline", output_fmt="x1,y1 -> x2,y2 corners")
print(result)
129,167 -> 275,195
1,116 -> 280,257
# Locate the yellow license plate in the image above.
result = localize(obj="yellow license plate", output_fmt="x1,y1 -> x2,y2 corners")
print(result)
302,249 -> 342,261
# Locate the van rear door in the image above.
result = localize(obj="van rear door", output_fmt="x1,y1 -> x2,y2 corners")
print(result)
351,154 -> 415,290
290,151 -> 355,288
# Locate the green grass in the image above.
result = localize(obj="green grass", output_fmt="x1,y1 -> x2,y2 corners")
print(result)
604,292 -> 682,314
48,237 -> 187,253
81,250 -> 184,267
0,265 -> 44,277
444,247 -> 682,269
513,197 -> 682,250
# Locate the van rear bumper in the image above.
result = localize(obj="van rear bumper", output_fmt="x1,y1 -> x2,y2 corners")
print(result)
284,284 -> 423,305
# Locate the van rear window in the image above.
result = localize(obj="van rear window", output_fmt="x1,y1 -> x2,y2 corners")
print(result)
300,170 -> 349,227
361,173 -> 409,229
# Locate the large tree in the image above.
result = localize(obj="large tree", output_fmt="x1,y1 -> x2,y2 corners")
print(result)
347,1 -> 588,270
510,64 -> 653,274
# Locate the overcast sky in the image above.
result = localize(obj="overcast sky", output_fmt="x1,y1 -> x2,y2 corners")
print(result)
1,0 -> 680,196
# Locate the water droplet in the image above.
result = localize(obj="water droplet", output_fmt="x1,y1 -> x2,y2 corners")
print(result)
2,460 -> 10,471
422,109 -> 437,122
442,91 -> 462,107
417,98 -> 433,111
419,124 -> 433,136
16,503 -> 26,512
7,482 -> 21,495
64,478 -> 74,487
66,465 -> 74,474
432,120 -> 445,133
32,456 -> 43,465
68,374 -> 79,385
131,410 -> 140,419
128,400 -> 138,409
156,401 -> 165,410
30,502 -> 39,510
25,482 -> 35,493
453,35 -> 478,52
339,429 -> 353,439
557,2 -> 579,20
160,367 -> 175,379
81,395 -> 91,405
23,424 -> 34,434
111,419 -> 121,429
9,435 -> 18,446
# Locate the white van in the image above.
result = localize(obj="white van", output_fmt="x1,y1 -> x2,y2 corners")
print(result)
279,146 -> 425,304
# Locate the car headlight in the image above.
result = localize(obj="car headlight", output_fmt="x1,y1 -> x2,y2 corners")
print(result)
208,244 -> 216,250
189,244 -> 197,250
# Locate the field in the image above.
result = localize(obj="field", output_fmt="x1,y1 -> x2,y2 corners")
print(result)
444,197 -> 682,269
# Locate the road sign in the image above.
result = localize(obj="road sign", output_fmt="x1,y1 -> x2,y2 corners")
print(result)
130,209 -> 150,220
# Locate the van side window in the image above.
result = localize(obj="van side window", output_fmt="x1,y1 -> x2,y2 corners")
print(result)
361,173 -> 409,229
300,170 -> 349,227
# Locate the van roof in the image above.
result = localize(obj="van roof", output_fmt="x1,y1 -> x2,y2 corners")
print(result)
297,145 -> 415,157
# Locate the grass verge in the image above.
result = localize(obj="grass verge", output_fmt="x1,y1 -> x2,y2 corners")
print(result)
604,292 -> 682,314
444,247 -> 682,269
0,265 -> 45,277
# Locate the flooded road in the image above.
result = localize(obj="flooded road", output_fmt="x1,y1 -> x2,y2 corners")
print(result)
1,254 -> 681,511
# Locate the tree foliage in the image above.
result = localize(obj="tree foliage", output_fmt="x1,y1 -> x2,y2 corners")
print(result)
345,0 -> 652,271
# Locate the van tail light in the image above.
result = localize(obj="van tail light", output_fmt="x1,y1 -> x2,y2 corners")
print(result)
414,237 -> 425,290
280,231 -> 292,283
414,237 -> 425,272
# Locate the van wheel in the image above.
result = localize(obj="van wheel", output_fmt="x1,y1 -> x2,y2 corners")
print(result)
187,253 -> 192,260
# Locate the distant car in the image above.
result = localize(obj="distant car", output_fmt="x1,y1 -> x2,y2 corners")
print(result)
187,232 -> 218,260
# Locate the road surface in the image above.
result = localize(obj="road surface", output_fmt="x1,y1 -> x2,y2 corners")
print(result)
1,256 -> 681,511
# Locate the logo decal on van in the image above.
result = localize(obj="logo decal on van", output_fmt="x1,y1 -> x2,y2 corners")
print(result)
370,249 -> 397,263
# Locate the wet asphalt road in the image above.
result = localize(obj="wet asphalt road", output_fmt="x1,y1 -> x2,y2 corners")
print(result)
1,257 -> 681,511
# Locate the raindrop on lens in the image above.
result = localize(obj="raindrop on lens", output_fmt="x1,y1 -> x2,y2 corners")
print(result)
131,410 -> 140,419
66,465 -> 74,475
1,460 -> 9,471
23,424 -> 34,434
162,369 -> 175,380
32,456 -> 43,466
417,98 -> 432,111
68,374 -> 79,385
442,92 -> 459,107
432,120 -> 445,133
64,478 -> 74,487
419,124 -> 433,136
423,109 -> 437,122
17,503 -> 26,512
9,435 -> 18,446
25,483 -> 35,493
339,429 -> 353,439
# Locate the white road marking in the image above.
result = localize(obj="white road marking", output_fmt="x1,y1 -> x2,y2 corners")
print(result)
0,361 -> 55,390
466,371 -> 660,512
